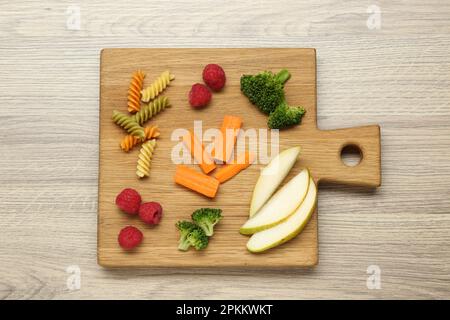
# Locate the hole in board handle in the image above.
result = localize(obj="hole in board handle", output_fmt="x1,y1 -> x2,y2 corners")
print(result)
340,144 -> 362,167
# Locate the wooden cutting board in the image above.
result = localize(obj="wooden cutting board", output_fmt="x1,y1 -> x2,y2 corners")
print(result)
98,48 -> 381,268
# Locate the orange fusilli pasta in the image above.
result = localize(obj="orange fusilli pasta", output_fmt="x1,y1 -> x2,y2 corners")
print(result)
127,70 -> 146,113
120,125 -> 160,152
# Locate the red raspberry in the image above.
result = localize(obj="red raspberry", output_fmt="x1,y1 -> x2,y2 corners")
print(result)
189,83 -> 211,109
115,188 -> 141,215
118,226 -> 143,250
139,202 -> 163,225
202,64 -> 226,91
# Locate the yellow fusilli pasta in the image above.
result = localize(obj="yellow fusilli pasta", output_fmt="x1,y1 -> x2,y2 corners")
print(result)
127,70 -> 146,113
112,110 -> 145,140
136,139 -> 157,178
120,125 -> 160,152
140,71 -> 175,102
133,96 -> 171,126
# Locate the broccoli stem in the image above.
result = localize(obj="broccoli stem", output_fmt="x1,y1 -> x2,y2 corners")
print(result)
178,241 -> 190,251
275,69 -> 291,85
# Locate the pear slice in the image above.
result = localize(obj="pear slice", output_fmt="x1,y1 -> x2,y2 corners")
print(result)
240,168 -> 310,235
247,178 -> 317,253
249,146 -> 301,217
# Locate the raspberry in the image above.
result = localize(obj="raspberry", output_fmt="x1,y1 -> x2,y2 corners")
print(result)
118,226 -> 143,250
189,83 -> 211,109
115,188 -> 141,215
139,202 -> 163,225
202,64 -> 226,91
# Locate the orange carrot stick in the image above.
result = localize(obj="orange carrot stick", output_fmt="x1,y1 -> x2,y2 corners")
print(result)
174,165 -> 220,198
214,152 -> 256,183
182,130 -> 216,174
211,115 -> 243,163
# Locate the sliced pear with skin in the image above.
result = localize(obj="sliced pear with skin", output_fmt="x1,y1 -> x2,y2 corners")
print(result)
240,168 -> 310,235
247,178 -> 317,253
249,146 -> 301,217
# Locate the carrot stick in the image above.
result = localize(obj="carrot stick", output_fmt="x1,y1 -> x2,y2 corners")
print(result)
182,130 -> 216,174
174,165 -> 220,198
211,115 -> 243,163
214,152 -> 256,183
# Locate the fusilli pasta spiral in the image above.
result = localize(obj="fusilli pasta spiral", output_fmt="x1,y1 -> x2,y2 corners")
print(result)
136,139 -> 157,178
120,125 -> 160,152
133,96 -> 171,126
112,110 -> 145,139
127,70 -> 146,113
140,71 -> 175,102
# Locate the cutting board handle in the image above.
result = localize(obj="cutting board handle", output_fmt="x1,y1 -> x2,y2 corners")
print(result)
315,125 -> 381,187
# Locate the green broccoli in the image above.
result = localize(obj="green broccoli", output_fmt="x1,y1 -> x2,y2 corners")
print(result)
191,208 -> 223,236
176,220 -> 197,251
268,101 -> 306,129
176,220 -> 208,251
240,69 -> 291,114
186,227 -> 209,250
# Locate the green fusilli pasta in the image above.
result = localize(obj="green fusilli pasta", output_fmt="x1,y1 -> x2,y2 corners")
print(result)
136,139 -> 157,178
112,110 -> 145,140
133,96 -> 171,126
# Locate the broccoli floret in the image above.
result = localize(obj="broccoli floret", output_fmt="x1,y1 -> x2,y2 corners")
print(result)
240,69 -> 291,114
267,102 -> 306,129
176,220 -> 197,251
186,227 -> 209,250
176,208 -> 223,251
176,220 -> 209,251
191,208 -> 223,236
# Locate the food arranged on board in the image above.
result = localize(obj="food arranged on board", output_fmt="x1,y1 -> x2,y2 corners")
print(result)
110,63 -> 314,254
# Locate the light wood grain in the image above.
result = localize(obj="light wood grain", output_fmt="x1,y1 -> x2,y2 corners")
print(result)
99,48 -> 380,268
0,0 -> 449,299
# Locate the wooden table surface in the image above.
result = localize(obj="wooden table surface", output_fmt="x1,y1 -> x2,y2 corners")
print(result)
0,1 -> 449,299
